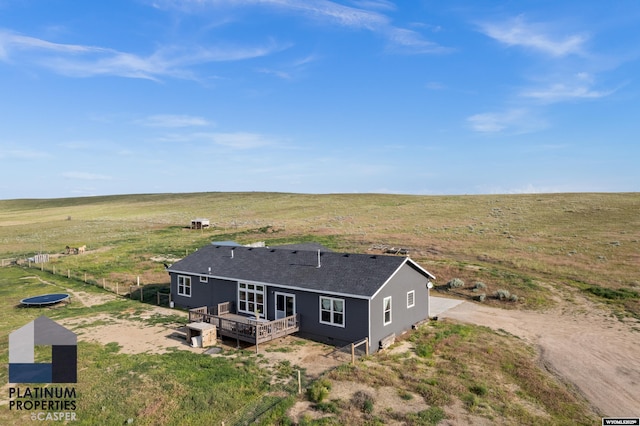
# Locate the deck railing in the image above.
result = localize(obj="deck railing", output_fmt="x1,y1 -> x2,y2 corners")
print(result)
216,301 -> 232,315
188,306 -> 300,345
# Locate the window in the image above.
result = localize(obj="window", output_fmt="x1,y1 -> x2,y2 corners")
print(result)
407,290 -> 415,308
383,296 -> 392,325
319,296 -> 345,327
178,276 -> 191,297
200,276 -> 208,283
238,282 -> 265,317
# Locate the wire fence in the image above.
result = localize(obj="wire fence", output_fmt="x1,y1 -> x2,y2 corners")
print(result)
331,337 -> 370,364
230,339 -> 370,425
7,256 -> 171,306
230,372 -> 306,426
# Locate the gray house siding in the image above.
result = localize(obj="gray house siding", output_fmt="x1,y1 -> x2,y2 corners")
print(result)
170,274 -> 236,310
171,273 -> 369,348
369,263 -> 430,353
167,246 -> 434,354
170,273 -> 213,309
291,291 -> 369,348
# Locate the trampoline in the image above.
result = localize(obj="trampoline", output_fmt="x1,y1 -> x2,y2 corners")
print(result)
20,293 -> 70,307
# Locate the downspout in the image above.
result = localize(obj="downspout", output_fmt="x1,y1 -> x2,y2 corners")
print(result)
427,280 -> 433,318
368,297 -> 371,354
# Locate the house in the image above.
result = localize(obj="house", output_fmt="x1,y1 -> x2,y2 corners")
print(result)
167,244 -> 435,353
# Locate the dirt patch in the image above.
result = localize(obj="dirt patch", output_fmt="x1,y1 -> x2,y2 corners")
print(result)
329,381 -> 428,415
61,309 -> 196,355
438,294 -> 640,417
59,307 -> 347,375
255,336 -> 344,379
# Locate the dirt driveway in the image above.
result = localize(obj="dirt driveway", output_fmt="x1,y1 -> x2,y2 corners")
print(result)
434,295 -> 640,417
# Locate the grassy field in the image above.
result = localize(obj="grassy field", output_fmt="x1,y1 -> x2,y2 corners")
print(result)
0,191 -> 637,424
1,192 -> 638,316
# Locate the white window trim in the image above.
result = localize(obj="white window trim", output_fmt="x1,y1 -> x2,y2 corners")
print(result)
200,276 -> 209,283
238,282 -> 266,318
407,290 -> 415,308
383,296 -> 392,326
177,275 -> 191,297
319,296 -> 345,328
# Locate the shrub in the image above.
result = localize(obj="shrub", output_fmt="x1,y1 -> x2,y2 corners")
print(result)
447,278 -> 465,289
474,293 -> 486,302
586,286 -> 639,300
307,379 -> 332,403
463,393 -> 478,409
469,383 -> 488,396
351,390 -> 375,413
495,289 -> 510,300
473,281 -> 486,290
315,400 -> 340,414
509,294 -> 519,302
408,407 -> 446,425
398,390 -> 414,400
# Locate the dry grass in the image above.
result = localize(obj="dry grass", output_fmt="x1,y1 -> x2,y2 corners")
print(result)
322,320 -> 598,425
1,191 -> 631,424
1,192 -> 638,316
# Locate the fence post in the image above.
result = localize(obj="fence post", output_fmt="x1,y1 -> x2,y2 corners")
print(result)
351,343 -> 355,364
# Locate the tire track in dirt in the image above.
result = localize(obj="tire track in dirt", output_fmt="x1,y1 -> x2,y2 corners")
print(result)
438,298 -> 640,417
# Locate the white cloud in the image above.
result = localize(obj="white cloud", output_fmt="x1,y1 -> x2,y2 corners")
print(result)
0,149 -> 49,159
467,108 -> 546,134
386,28 -> 448,54
159,0 -> 446,54
201,132 -> 275,149
519,72 -> 616,103
349,0 -> 396,12
479,16 -> 587,57
138,114 -> 212,128
62,172 -> 113,181
521,83 -> 614,103
425,81 -> 445,90
0,30 -> 107,56
0,29 -> 284,81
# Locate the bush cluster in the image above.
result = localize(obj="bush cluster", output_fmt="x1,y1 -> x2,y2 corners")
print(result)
473,281 -> 487,290
495,289 -> 519,302
351,390 -> 375,414
474,293 -> 486,302
447,278 -> 465,289
495,289 -> 510,300
307,379 -> 332,403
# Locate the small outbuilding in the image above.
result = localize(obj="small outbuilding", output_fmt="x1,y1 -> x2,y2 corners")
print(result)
190,218 -> 210,230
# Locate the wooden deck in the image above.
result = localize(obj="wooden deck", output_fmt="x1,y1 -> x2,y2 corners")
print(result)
188,303 -> 300,346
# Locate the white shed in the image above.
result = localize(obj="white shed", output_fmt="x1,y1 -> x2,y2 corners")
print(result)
190,218 -> 210,229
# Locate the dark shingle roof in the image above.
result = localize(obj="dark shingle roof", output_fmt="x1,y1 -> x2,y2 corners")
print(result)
271,242 -> 333,252
168,245 -> 433,298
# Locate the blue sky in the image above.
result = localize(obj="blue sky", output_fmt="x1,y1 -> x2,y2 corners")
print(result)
1,0 -> 639,199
